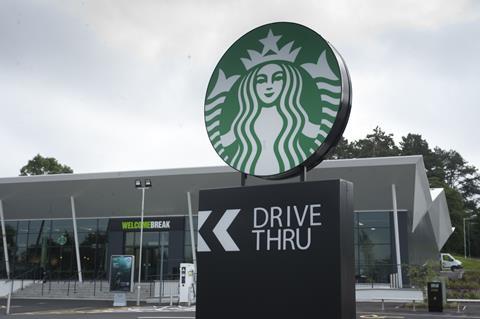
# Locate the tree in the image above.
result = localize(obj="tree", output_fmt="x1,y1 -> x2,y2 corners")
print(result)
326,137 -> 356,159
431,149 -> 480,212
439,185 -> 467,254
20,154 -> 73,176
399,134 -> 438,174
407,260 -> 439,295
327,127 -> 400,159
399,133 -> 430,157
353,127 -> 399,158
326,128 -> 480,256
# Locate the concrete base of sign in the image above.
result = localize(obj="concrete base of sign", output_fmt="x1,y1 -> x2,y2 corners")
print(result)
197,180 -> 355,319
113,293 -> 127,307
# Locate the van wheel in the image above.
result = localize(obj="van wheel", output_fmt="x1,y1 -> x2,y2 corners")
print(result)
451,266 -> 458,272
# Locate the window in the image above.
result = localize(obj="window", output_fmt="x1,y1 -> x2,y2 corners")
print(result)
354,211 -> 395,284
77,218 -> 109,278
77,219 -> 98,233
442,255 -> 453,262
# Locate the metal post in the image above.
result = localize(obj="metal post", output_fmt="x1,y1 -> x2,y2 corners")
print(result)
70,197 -> 83,283
300,166 -> 307,182
187,192 -> 197,271
392,184 -> 403,288
6,277 -> 14,314
463,217 -> 467,259
468,221 -> 471,258
136,187 -> 146,306
240,173 -> 247,186
0,200 -> 11,279
159,243 -> 164,304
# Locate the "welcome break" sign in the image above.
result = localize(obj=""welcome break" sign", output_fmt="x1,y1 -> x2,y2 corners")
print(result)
109,217 -> 185,232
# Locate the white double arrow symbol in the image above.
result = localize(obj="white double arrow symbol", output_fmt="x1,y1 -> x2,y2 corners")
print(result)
198,209 -> 240,252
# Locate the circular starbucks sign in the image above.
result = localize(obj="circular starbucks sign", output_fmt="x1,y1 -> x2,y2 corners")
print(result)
56,234 -> 67,246
204,22 -> 351,179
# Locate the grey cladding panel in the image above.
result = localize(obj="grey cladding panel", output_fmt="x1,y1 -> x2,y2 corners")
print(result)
0,159 -> 418,221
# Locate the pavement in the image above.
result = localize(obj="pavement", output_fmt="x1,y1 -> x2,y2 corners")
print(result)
357,302 -> 480,319
0,299 -> 480,318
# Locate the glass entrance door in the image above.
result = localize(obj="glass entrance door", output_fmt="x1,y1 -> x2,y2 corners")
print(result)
142,233 -> 159,281
124,231 -> 169,282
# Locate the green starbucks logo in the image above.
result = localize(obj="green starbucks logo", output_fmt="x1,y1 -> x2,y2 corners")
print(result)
56,234 -> 67,246
205,22 -> 351,179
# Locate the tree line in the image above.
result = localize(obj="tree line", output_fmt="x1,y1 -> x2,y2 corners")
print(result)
327,127 -> 480,257
20,128 -> 480,257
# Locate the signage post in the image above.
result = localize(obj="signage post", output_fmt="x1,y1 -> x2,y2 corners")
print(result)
110,255 -> 135,306
199,21 -> 354,319
197,180 -> 354,318
179,263 -> 196,305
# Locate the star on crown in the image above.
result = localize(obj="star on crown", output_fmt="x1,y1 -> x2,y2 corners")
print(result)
241,29 -> 301,70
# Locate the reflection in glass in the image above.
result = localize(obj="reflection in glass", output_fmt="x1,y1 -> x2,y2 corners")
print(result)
125,232 -> 135,246
17,221 -> 29,233
77,219 -> 97,233
143,233 -> 159,247
358,228 -> 391,245
51,219 -> 74,233
98,218 -> 109,232
358,212 -> 390,228
28,220 -> 43,233
354,211 -> 395,283
16,234 -> 28,248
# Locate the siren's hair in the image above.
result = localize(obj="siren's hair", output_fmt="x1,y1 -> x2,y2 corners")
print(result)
228,62 -> 308,174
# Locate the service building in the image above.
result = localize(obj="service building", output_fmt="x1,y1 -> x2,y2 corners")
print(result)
0,155 -> 452,284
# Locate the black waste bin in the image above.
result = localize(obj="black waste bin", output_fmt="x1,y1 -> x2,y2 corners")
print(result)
427,282 -> 443,312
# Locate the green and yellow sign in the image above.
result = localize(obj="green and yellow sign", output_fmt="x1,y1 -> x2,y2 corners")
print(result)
108,217 -> 185,232
121,220 -> 171,231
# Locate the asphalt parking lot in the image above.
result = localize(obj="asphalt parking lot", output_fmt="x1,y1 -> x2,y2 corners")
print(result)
0,299 -> 480,318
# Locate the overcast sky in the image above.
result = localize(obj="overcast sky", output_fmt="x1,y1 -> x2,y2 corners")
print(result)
1,0 -> 479,177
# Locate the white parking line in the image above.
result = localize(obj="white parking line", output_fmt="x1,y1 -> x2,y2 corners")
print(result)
358,311 -> 480,319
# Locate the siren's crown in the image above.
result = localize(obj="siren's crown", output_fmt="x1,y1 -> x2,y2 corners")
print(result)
241,29 -> 301,70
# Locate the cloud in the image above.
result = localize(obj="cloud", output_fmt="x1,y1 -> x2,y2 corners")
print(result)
343,16 -> 480,164
1,0 -> 479,177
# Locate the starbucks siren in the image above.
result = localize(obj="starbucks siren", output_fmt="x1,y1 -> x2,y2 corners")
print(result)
204,22 -> 351,179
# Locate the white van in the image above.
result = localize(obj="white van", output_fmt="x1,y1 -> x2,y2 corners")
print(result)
441,253 -> 463,271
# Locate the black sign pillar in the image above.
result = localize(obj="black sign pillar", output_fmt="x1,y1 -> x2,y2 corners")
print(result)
197,180 -> 355,319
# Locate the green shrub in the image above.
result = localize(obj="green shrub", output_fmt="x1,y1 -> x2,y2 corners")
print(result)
407,260 -> 439,290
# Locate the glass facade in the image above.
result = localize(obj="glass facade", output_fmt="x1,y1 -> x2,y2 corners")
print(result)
124,231 -> 169,281
76,218 -> 109,278
0,216 -> 197,281
0,212 -> 396,282
0,218 -> 109,279
354,211 -> 395,283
